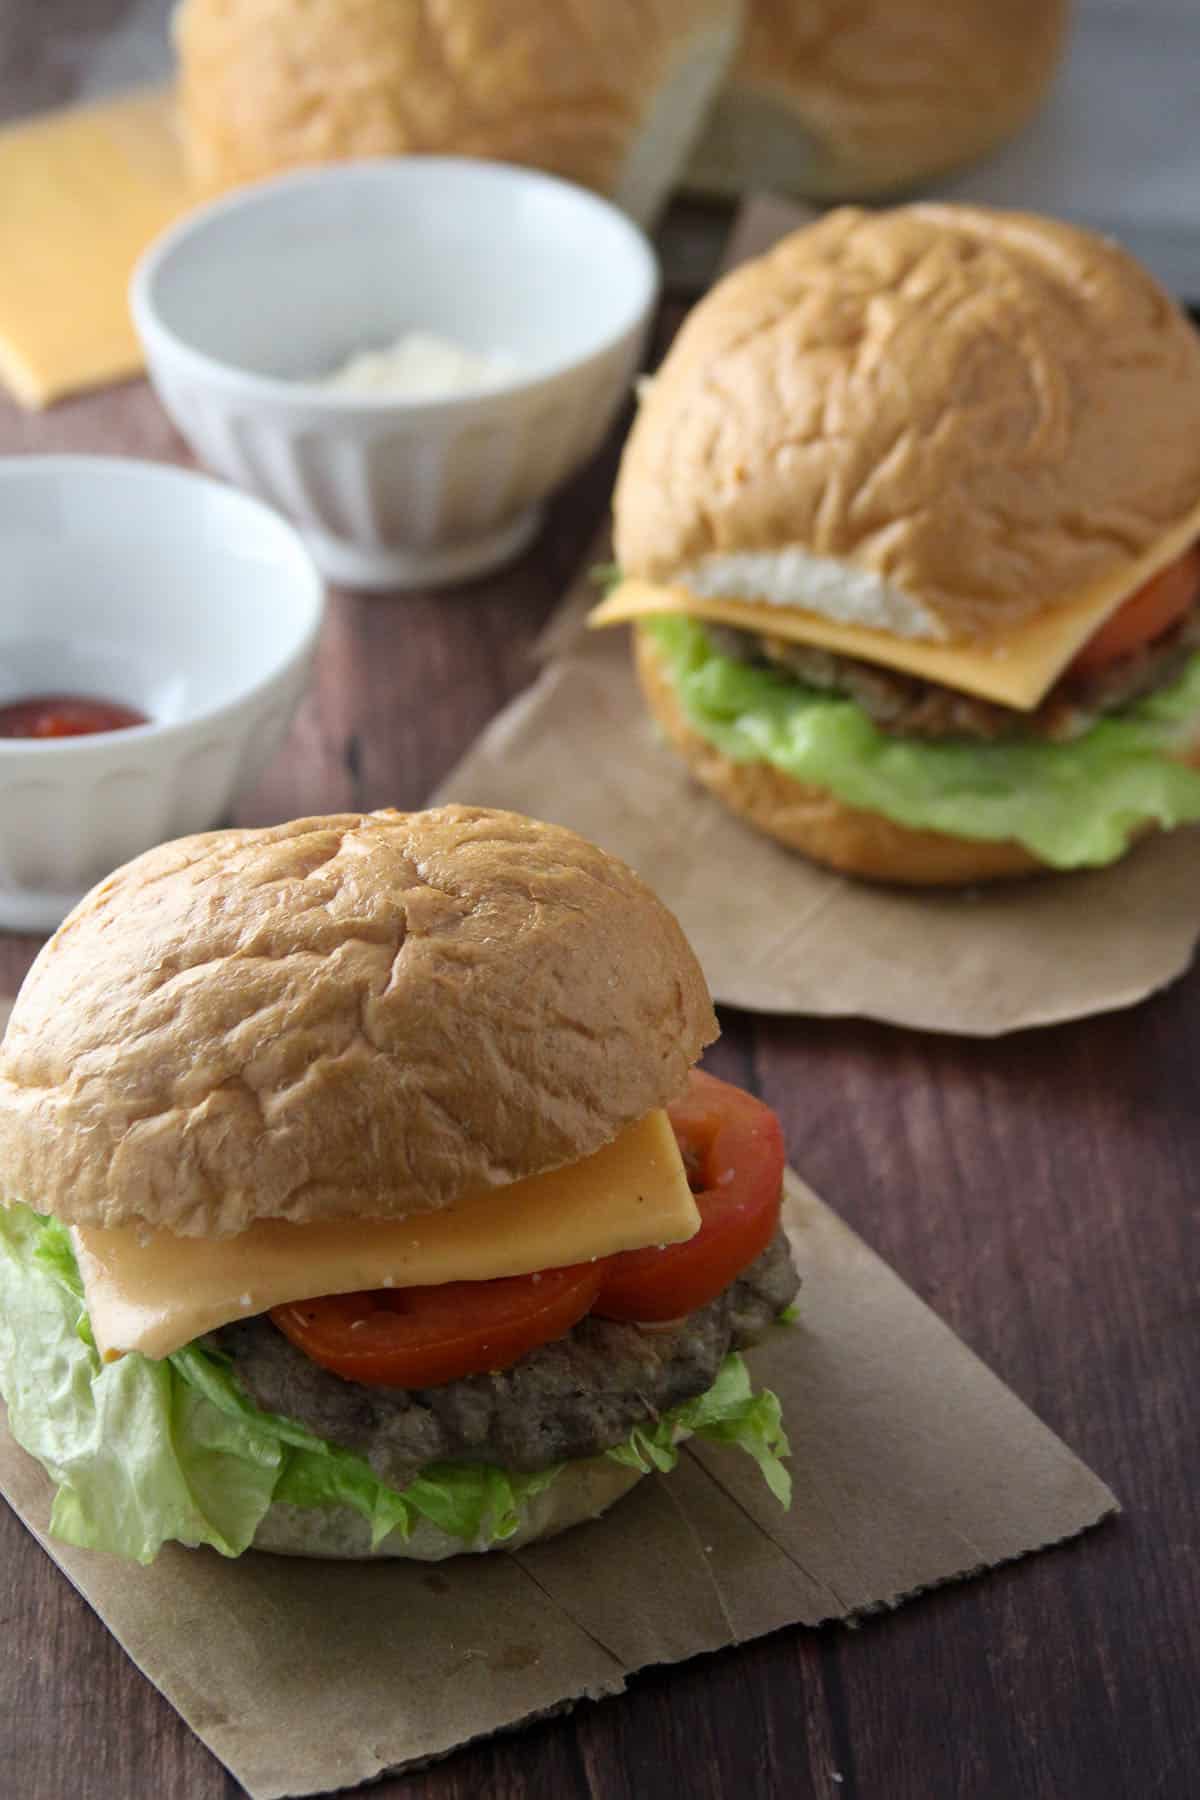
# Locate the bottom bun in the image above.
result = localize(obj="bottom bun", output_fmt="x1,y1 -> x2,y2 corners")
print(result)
250,1455 -> 646,1561
635,623 -> 1200,888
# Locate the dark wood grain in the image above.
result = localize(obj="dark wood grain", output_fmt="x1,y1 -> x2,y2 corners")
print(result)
2,17 -> 1199,1800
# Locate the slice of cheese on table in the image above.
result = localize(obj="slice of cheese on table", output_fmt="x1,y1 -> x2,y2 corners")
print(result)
0,86 -> 190,408
591,493 -> 1200,710
73,1109 -> 701,1362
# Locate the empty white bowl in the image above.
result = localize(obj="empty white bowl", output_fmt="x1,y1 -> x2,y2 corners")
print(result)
131,158 -> 659,590
0,456 -> 324,933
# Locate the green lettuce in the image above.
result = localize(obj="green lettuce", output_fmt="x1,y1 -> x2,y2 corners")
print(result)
608,1351 -> 791,1505
645,614 -> 1200,867
0,1205 -> 790,1564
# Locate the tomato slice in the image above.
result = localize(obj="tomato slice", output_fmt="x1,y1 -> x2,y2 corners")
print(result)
593,1069 -> 785,1323
1068,546 -> 1200,676
270,1262 -> 603,1388
269,1069 -> 786,1384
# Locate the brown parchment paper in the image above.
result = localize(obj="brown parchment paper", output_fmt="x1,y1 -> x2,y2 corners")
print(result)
434,194 -> 1200,1034
1,1166 -> 1115,1799
435,623 -> 1200,1032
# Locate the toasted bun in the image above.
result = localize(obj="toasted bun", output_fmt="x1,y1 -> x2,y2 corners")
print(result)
174,0 -> 739,224
251,1455 -> 646,1561
0,807 -> 715,1237
615,206 -> 1200,644
689,0 -> 1070,201
635,623 -> 1200,885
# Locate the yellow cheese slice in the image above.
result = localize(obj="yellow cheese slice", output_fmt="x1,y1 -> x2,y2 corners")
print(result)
590,497 -> 1200,710
73,1108 -> 701,1363
0,87 -> 190,409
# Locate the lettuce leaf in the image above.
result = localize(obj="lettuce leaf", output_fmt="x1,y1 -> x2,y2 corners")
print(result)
645,615 -> 1200,867
608,1349 -> 791,1505
590,561 -> 624,595
0,1206 -> 790,1563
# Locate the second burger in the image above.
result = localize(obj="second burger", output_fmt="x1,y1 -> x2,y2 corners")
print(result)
592,205 -> 1200,884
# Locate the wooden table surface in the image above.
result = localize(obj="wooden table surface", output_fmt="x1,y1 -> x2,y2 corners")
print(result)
3,14 -> 1199,1800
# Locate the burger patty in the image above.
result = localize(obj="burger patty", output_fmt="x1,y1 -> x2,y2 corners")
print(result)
215,1229 -> 799,1491
707,598 -> 1200,743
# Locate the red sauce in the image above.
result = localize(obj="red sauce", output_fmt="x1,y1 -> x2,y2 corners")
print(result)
0,694 -> 148,739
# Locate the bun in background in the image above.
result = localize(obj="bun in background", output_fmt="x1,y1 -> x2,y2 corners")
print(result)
175,0 -> 742,225
689,0 -> 1071,201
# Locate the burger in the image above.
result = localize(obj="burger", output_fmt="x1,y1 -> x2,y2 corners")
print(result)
0,808 -> 795,1563
688,0 -> 1070,203
174,0 -> 741,227
591,205 -> 1200,884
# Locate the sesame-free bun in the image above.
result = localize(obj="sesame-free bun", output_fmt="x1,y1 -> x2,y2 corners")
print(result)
251,1453 -> 647,1561
615,206 -> 1200,645
689,0 -> 1070,202
174,0 -> 740,225
0,808 -> 716,1238
635,623 -> 1200,885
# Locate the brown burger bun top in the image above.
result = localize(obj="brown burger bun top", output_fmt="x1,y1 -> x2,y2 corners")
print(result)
614,205 -> 1200,644
175,0 -> 738,215
0,807 -> 716,1239
690,0 -> 1071,202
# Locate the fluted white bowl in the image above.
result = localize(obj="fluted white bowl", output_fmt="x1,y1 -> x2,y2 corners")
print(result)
0,456 -> 324,933
131,158 -> 659,591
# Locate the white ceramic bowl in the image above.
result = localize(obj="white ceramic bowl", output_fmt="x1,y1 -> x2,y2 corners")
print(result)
131,158 -> 659,591
0,456 -> 324,934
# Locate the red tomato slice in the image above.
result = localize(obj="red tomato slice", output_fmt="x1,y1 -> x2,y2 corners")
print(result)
593,1068 -> 785,1323
1068,546 -> 1200,676
269,1070 -> 786,1384
270,1262 -> 603,1388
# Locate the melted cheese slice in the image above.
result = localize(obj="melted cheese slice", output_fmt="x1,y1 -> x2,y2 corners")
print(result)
73,1109 -> 700,1363
590,496 -> 1200,710
0,87 -> 189,408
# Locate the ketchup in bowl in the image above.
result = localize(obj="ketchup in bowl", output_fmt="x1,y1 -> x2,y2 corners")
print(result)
0,695 -> 148,739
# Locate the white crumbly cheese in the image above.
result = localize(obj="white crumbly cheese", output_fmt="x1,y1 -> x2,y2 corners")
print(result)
680,546 -> 946,642
319,331 -> 518,398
